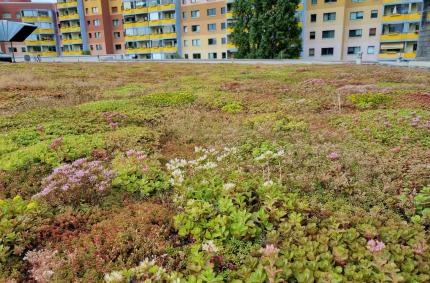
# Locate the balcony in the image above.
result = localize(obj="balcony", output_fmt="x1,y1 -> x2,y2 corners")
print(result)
126,46 -> 177,54
58,14 -> 80,21
35,28 -> 55,34
25,39 -> 56,45
380,32 -> 419,41
297,3 -> 304,11
124,4 -> 175,15
57,1 -> 78,9
227,27 -> 234,33
226,12 -> 233,18
227,43 -> 236,49
124,18 -> 176,28
22,16 -> 52,22
60,26 -> 81,33
378,51 -> 416,59
62,38 -> 82,44
63,50 -> 83,55
382,13 -> 421,22
125,32 -> 177,41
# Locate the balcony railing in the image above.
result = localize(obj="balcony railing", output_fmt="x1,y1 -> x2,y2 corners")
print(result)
60,26 -> 81,33
382,13 -> 421,22
124,4 -> 175,15
35,28 -> 55,34
124,18 -> 176,28
63,50 -> 83,55
125,32 -> 177,41
126,46 -> 177,53
378,51 -> 416,59
22,16 -> 52,22
57,1 -> 78,9
58,13 -> 80,21
380,32 -> 419,41
25,39 -> 56,45
62,38 -> 82,44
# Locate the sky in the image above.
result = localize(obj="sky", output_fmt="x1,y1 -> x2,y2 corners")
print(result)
32,0 -> 56,2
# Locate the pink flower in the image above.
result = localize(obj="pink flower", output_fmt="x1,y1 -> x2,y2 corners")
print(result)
391,147 -> 401,153
328,152 -> 340,161
384,121 -> 392,128
260,244 -> 280,257
367,239 -> 385,253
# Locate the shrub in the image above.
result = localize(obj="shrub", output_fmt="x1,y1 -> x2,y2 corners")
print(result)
112,150 -> 170,198
139,91 -> 196,107
221,102 -> 243,114
348,93 -> 392,109
33,158 -> 114,207
0,196 -> 44,277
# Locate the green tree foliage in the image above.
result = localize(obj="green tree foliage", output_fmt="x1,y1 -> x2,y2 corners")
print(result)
232,0 -> 302,59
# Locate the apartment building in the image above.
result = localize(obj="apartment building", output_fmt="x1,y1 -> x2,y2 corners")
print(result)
0,0 -> 59,56
123,0 -> 179,59
57,0 -> 87,55
379,0 -> 422,60
181,0 -> 228,59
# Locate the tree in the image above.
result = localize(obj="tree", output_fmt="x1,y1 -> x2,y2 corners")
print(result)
231,0 -> 302,59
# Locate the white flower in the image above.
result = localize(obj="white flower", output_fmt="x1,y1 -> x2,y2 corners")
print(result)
202,240 -> 219,253
104,271 -> 124,283
263,180 -> 274,187
223,183 -> 236,190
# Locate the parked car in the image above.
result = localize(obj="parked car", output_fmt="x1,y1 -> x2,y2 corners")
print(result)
0,52 -> 13,62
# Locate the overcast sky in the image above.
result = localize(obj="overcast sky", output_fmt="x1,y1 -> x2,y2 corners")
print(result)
32,0 -> 57,2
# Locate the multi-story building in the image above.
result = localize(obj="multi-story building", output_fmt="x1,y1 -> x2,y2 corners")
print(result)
416,0 -> 430,59
379,0 -> 422,61
123,0 -> 179,59
303,0 -> 382,61
0,0 -> 59,57
181,0 -> 228,59
57,0 -> 87,55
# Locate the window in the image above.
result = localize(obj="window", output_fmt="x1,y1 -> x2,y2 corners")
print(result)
184,40 -> 188,47
183,26 -> 188,33
347,46 -> 361,55
111,7 -> 118,13
221,7 -> 226,14
182,12 -> 187,19
322,30 -> 335,39
369,28 -> 376,36
310,14 -> 317,22
207,8 -> 216,16
112,19 -> 119,26
88,33 -> 92,38
309,48 -> 315,57
352,0 -> 364,2
208,38 -> 217,45
311,0 -> 317,4
367,46 -> 375,54
191,10 -> 200,18
192,39 -> 200,46
94,19 -> 100,26
221,37 -> 227,44
90,45 -> 94,51
8,47 -> 17,52
85,8 -> 89,14
94,32 -> 101,38
350,11 -> 364,20
2,13 -> 11,19
325,0 -> 337,2
310,31 -> 316,39
16,13 -> 21,19
192,25 -> 200,32
21,47 -> 26,52
184,54 -> 189,59
92,7 -> 98,14
221,22 -> 226,30
323,12 -> 336,21
208,23 -> 216,31
96,44 -> 103,50
193,53 -> 201,59
321,47 -> 334,56
222,52 -> 227,59
115,44 -> 122,50
113,32 -> 121,39
87,20 -> 91,26
208,52 -> 217,59
371,10 -> 378,18
349,29 -> 362,37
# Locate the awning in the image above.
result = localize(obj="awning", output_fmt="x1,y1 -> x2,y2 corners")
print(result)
0,20 -> 37,42
380,43 -> 404,49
